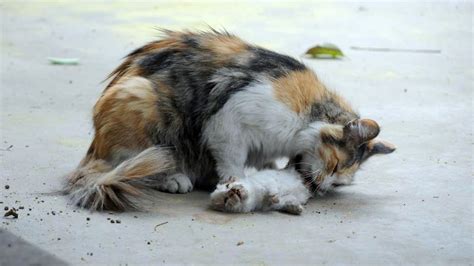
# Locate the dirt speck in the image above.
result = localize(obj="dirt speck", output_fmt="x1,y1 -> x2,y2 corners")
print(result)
4,208 -> 18,219
237,241 -> 244,246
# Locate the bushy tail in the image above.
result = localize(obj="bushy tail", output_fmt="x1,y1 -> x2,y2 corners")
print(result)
64,147 -> 175,211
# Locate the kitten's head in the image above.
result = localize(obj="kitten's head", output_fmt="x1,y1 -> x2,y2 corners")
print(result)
296,119 -> 395,192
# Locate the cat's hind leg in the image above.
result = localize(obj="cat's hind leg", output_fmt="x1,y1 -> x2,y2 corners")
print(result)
268,194 -> 306,215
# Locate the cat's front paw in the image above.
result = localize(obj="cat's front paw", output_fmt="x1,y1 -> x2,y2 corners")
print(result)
210,183 -> 249,213
333,175 -> 353,186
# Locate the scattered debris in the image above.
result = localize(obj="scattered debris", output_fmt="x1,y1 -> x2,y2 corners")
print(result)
304,43 -> 344,59
115,220 -> 121,224
5,185 -> 10,189
4,208 -> 18,219
154,221 -> 168,231
48,57 -> 80,65
237,241 -> 244,246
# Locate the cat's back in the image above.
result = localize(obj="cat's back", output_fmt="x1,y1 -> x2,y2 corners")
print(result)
108,30 -> 312,90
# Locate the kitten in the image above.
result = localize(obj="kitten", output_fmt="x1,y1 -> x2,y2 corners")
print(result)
64,29 -> 394,211
210,169 -> 311,215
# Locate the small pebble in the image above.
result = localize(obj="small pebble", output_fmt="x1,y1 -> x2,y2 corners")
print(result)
5,185 -> 9,190
86,217 -> 90,221
4,207 -> 8,211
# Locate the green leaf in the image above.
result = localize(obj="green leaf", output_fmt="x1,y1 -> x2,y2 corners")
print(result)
304,43 -> 344,59
48,57 -> 80,65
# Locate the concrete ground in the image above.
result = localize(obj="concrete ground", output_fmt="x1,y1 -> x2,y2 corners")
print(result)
1,1 -> 472,265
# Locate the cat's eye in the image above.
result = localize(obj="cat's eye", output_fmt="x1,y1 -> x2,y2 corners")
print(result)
331,160 -> 339,176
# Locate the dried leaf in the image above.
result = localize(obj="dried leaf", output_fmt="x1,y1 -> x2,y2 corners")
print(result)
305,43 -> 344,59
48,57 -> 80,65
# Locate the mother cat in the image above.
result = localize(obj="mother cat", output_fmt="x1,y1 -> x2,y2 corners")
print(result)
65,30 -> 394,211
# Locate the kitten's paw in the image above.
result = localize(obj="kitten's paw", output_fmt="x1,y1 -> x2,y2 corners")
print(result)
224,184 -> 248,210
210,183 -> 248,212
280,204 -> 304,215
155,173 -> 193,194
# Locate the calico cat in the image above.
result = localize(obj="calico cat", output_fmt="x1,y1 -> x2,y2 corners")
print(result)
64,29 -> 395,211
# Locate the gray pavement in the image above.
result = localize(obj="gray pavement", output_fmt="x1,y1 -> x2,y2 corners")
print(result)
1,1 -> 472,265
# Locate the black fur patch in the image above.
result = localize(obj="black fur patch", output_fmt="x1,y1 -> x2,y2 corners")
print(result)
248,47 -> 306,78
138,50 -> 179,76
310,98 -> 359,125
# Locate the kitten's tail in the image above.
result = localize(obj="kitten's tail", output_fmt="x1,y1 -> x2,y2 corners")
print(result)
63,146 -> 175,211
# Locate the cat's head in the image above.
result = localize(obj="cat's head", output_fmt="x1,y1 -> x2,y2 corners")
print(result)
295,119 -> 395,192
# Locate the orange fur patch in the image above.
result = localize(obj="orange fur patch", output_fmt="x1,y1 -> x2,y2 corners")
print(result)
92,77 -> 159,160
201,34 -> 249,63
273,70 -> 328,114
317,143 -> 354,182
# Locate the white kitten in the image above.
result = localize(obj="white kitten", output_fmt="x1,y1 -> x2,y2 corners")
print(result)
210,168 -> 311,215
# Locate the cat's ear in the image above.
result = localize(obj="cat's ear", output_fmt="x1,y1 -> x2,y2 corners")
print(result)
368,139 -> 396,154
362,139 -> 396,161
344,119 -> 380,144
